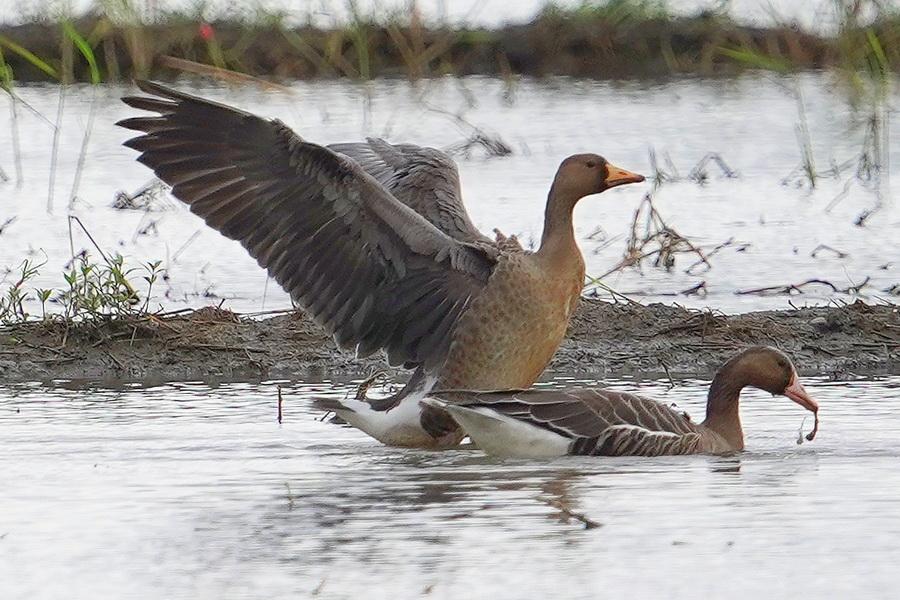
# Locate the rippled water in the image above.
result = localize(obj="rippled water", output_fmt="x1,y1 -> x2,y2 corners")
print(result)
1,375 -> 899,599
2,72 -> 898,598
1,74 -> 897,315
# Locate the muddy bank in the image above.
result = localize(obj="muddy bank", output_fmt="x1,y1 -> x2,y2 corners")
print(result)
0,12 -> 886,82
0,300 -> 896,384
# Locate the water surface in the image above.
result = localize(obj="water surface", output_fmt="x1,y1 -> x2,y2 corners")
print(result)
1,74 -> 896,315
1,28 -> 898,600
2,375 -> 899,599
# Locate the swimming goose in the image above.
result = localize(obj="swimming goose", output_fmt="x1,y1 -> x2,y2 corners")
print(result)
426,347 -> 820,457
118,81 -> 645,448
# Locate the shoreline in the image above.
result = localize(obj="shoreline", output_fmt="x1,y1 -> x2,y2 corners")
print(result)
1,300 -> 896,384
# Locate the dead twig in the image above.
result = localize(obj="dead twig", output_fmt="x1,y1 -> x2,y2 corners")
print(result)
425,102 -> 512,158
112,179 -> 170,211
736,277 -> 870,296
171,229 -> 203,263
277,386 -> 283,424
855,206 -> 879,227
680,281 -> 708,296
583,275 -> 640,305
0,217 -> 15,236
659,360 -> 676,389
811,244 -> 848,259
538,496 -> 602,530
445,132 -> 513,158
648,147 -> 680,187
649,149 -> 737,187
688,152 -> 739,183
157,55 -> 298,93
105,350 -> 126,371
685,238 -> 750,275
175,342 -> 269,353
599,194 -> 727,278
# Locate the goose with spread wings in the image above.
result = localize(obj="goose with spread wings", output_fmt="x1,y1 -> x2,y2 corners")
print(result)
118,81 -> 645,448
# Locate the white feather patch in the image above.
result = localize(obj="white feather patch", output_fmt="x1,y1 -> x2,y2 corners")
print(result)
437,402 -> 571,458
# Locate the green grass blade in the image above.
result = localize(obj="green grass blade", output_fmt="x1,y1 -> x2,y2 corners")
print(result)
62,21 -> 101,84
0,35 -> 58,79
865,28 -> 888,76
0,46 -> 13,90
718,46 -> 791,73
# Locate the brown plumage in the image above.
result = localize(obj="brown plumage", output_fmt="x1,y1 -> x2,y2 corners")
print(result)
117,81 -> 644,448
327,138 -> 493,246
431,347 -> 820,457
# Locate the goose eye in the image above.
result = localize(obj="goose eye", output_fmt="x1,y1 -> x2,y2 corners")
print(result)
585,161 -> 597,168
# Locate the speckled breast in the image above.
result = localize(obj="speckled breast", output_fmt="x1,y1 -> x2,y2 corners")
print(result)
437,253 -> 584,390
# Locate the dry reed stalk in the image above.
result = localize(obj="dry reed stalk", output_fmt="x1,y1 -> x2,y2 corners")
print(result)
47,84 -> 66,213
599,194 -> 713,279
277,386 -> 283,424
68,85 -> 98,209
279,27 -> 336,76
7,92 -> 23,187
737,277 -> 871,296
157,56 -> 296,93
102,33 -> 120,82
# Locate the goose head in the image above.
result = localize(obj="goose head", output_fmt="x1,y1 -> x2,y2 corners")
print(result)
735,346 -> 819,413
705,346 -> 820,448
551,153 -> 645,202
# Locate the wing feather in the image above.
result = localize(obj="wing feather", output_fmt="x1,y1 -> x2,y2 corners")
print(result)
437,387 -> 704,457
329,138 -> 492,245
119,81 -> 496,368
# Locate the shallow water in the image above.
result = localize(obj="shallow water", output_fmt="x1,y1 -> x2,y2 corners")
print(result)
1,375 -> 899,599
0,73 -> 897,316
1,29 -> 898,600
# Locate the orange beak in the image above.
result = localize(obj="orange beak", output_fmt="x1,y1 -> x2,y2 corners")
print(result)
784,371 -> 819,441
604,163 -> 645,188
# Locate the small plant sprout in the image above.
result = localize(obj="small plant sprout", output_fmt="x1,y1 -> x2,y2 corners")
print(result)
0,258 -> 43,324
36,288 -> 52,320
141,260 -> 163,314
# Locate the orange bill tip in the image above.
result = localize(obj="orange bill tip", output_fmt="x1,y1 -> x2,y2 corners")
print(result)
604,163 -> 645,188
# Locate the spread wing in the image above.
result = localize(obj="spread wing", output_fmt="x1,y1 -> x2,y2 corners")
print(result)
440,388 -> 702,457
118,80 -> 496,369
328,138 -> 492,245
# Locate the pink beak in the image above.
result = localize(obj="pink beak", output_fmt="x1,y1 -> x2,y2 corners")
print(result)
784,373 -> 818,412
784,371 -> 819,441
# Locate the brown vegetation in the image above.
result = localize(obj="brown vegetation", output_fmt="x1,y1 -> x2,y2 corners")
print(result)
2,8 -> 898,83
